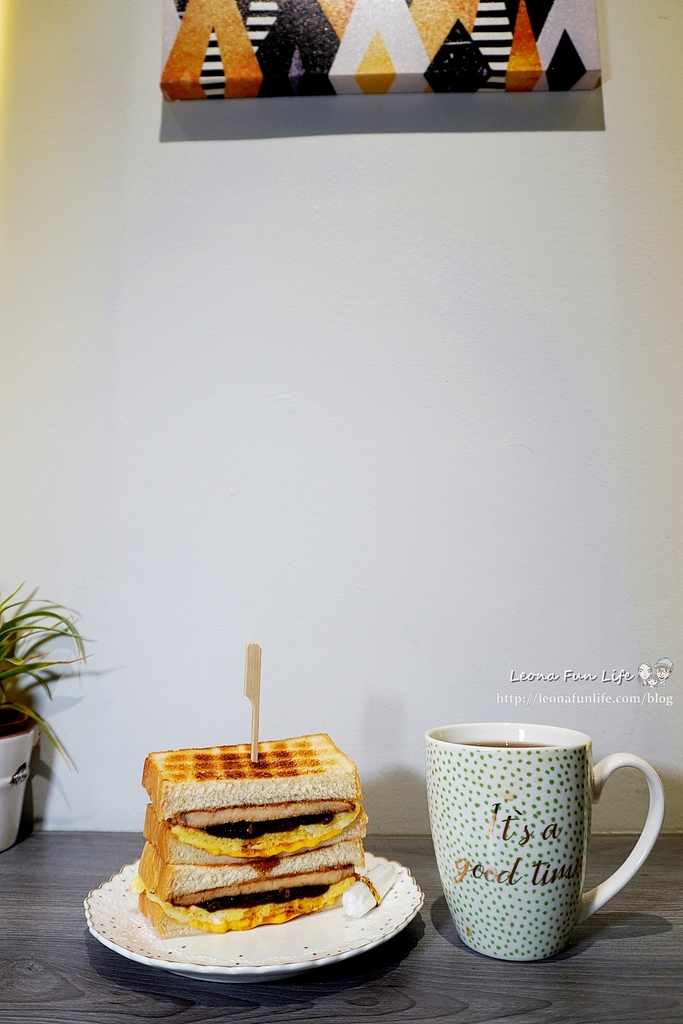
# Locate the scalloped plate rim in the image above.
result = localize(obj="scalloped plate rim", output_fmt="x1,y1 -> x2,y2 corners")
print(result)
84,851 -> 424,983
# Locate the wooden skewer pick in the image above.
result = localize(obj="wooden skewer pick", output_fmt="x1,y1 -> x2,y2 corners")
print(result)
244,643 -> 261,762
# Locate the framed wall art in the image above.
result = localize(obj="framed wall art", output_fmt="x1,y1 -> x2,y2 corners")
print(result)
161,0 -> 601,99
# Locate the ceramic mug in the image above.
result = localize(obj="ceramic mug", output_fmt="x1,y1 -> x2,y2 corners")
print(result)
425,722 -> 665,961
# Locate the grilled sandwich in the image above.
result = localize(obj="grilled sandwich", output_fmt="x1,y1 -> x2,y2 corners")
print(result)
134,733 -> 366,936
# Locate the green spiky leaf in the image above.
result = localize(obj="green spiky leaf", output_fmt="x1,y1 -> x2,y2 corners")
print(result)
0,584 -> 87,767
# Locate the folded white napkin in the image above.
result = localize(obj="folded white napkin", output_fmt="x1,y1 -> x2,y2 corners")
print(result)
342,861 -> 397,918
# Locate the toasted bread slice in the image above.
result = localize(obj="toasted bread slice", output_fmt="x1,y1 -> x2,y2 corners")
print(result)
138,875 -> 354,936
137,837 -> 365,904
144,803 -> 368,864
139,889 -> 199,939
142,734 -> 362,820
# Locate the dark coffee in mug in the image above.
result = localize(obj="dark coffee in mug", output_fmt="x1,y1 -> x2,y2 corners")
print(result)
460,741 -> 551,748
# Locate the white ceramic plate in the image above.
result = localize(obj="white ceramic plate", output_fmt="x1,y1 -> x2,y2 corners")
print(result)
84,852 -> 424,983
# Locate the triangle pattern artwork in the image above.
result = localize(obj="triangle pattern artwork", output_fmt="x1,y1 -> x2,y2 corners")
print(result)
161,0 -> 600,98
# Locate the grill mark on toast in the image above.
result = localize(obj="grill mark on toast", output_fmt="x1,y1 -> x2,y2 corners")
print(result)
162,743 -> 335,782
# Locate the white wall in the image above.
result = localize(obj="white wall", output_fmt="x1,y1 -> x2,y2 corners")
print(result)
0,0 -> 681,835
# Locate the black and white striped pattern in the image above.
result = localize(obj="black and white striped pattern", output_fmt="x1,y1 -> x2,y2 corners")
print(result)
471,1 -> 513,90
244,1 -> 279,52
200,31 -> 226,96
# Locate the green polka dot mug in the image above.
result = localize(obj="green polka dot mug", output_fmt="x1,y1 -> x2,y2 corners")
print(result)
425,723 -> 665,961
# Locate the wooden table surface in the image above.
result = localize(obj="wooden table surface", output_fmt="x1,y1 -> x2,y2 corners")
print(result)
0,832 -> 680,1023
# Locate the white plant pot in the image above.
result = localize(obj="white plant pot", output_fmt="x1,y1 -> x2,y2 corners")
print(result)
0,725 -> 38,853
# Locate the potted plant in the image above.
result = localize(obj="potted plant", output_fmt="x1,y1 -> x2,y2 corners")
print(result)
0,584 -> 86,851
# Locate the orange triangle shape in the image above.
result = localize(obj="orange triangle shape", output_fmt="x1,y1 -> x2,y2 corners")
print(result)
506,0 -> 542,92
161,0 -> 262,100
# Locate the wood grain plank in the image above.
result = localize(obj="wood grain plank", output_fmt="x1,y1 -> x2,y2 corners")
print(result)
0,833 -> 680,1024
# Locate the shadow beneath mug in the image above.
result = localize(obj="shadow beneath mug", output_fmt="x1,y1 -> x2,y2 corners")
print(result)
555,911 -> 673,960
430,895 -> 672,961
430,895 -> 465,949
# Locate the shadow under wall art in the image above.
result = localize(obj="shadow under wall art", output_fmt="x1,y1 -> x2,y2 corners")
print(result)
161,0 -> 601,99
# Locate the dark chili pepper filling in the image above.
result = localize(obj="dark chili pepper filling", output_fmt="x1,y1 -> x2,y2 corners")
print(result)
203,811 -> 335,840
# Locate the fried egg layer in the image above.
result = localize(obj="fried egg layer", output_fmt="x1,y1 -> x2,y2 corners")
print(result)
135,876 -> 354,932
170,806 -> 360,858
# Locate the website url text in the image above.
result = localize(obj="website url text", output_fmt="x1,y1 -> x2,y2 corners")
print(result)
496,691 -> 673,707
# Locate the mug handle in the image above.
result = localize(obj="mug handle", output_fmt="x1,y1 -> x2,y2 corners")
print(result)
578,753 -> 665,922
